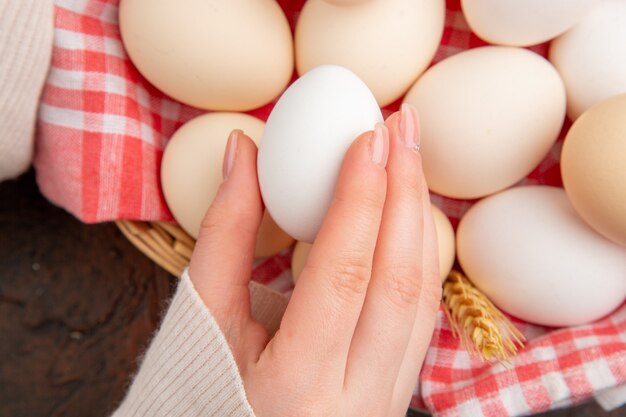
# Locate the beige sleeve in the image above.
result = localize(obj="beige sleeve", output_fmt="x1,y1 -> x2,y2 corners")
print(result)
0,0 -> 54,181
112,270 -> 290,417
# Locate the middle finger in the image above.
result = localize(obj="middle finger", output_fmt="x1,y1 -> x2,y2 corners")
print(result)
345,105 -> 427,400
269,126 -> 389,378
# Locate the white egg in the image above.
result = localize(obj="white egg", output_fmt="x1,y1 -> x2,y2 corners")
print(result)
258,65 -> 382,242
461,0 -> 599,46
457,186 -> 626,327
550,0 -> 626,120
403,46 -> 566,199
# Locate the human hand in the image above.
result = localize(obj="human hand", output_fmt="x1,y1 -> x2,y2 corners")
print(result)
188,104 -> 442,417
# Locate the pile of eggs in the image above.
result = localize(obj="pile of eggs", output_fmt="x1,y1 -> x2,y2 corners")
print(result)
119,0 -> 626,328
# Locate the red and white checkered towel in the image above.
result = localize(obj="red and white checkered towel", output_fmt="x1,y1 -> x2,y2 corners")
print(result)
35,0 -> 626,415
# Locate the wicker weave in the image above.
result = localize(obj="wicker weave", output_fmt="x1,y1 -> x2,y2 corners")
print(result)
116,221 -> 194,277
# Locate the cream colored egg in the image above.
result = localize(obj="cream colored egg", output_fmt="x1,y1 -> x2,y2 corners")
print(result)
561,94 -> 626,247
161,113 -> 293,258
457,186 -> 626,327
291,241 -> 313,284
461,0 -> 599,46
550,0 -> 626,120
404,46 -> 566,199
295,0 -> 445,106
432,205 -> 455,282
119,0 -> 293,111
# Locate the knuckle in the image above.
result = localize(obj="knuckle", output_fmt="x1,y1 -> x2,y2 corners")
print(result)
323,256 -> 372,301
381,263 -> 422,307
198,204 -> 231,240
198,205 -> 228,237
335,186 -> 383,217
198,200 -> 258,240
421,272 -> 444,310
399,168 -> 423,196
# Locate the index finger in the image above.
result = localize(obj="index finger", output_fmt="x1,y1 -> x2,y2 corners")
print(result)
269,125 -> 389,379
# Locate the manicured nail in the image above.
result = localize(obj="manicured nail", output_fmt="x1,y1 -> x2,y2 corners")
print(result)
370,123 -> 389,167
400,103 -> 421,152
223,129 -> 240,180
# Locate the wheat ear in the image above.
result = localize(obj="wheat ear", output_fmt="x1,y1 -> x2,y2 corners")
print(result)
442,270 -> 526,364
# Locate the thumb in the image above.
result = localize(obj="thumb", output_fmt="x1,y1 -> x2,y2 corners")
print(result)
188,130 -> 268,363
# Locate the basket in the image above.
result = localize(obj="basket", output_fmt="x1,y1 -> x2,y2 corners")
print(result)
116,221 -> 195,277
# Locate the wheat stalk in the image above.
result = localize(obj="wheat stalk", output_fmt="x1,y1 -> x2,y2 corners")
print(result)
442,270 -> 525,364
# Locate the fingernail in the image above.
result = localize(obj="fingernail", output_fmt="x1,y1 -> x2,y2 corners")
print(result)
223,129 -> 240,180
400,103 -> 421,152
370,123 -> 389,167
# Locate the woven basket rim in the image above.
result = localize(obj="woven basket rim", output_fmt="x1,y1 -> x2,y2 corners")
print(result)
116,220 -> 194,277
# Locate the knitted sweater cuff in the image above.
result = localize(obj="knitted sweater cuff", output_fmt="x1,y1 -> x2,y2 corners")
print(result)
113,270 -> 256,417
0,0 -> 53,181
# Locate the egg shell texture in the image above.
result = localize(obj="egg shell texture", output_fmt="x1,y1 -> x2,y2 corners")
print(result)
457,186 -> 626,327
461,0 -> 599,47
549,0 -> 626,120
561,94 -> 626,247
161,113 -> 294,258
258,65 -> 383,243
432,204 -> 456,282
296,0 -> 445,106
404,46 -> 566,199
119,0 -> 293,111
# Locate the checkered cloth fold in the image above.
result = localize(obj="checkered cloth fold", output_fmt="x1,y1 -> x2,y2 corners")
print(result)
35,0 -> 625,415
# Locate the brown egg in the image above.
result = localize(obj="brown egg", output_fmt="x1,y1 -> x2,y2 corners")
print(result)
161,113 -> 294,258
119,0 -> 293,111
291,241 -> 313,284
561,93 -> 626,246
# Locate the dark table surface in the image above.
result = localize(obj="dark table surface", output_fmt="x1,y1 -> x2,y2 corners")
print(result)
0,171 -> 623,417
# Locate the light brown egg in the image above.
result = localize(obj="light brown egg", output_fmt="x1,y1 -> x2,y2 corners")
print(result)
432,205 -> 456,282
291,241 -> 313,284
561,94 -> 626,247
161,113 -> 294,258
119,0 -> 293,111
295,0 -> 444,106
